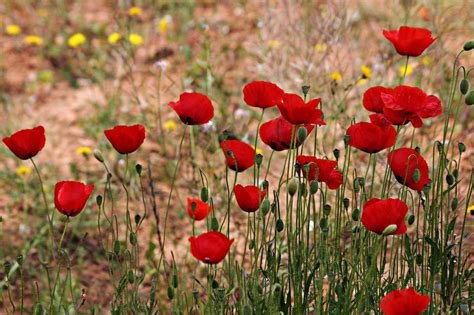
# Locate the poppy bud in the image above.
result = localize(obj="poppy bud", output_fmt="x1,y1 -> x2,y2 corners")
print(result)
416,254 -> 423,265
212,279 -> 219,289
276,219 -> 284,232
93,149 -> 105,163
465,90 -> 474,105
310,181 -> 318,194
113,240 -> 121,254
301,85 -> 310,97
261,180 -> 269,190
298,127 -> 307,143
287,177 -> 299,196
415,146 -> 421,154
255,153 -> 263,167
167,286 -> 174,300
260,199 -> 270,216
352,208 -> 360,221
319,217 -> 328,229
128,270 -> 135,283
413,168 -> 421,183
135,163 -> 142,175
333,149 -> 340,160
451,198 -> 458,211
200,187 -> 209,202
323,204 -> 331,216
211,217 -> 219,231
34,304 -> 44,315
249,240 -> 255,249
353,179 -> 360,193
407,214 -> 415,225
343,197 -> 350,209
129,232 -> 137,245
16,255 -> 24,266
344,134 -> 350,147
446,173 -> 455,185
458,142 -> 466,153
96,195 -> 103,207
460,79 -> 469,95
382,224 -> 398,236
172,274 -> 178,288
358,177 -> 365,186
463,40 -> 474,51
135,214 -> 141,225
243,304 -> 253,315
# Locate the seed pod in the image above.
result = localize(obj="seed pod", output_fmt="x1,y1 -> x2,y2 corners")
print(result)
343,197 -> 350,209
460,79 -> 469,95
352,208 -> 360,221
261,180 -> 269,190
135,163 -> 142,175
287,177 -> 299,196
212,279 -> 219,289
319,218 -> 328,229
200,187 -> 209,202
458,142 -> 466,153
211,217 -> 219,231
135,214 -> 141,225
323,204 -> 331,216
276,219 -> 284,232
298,127 -> 307,143
310,181 -> 318,194
407,214 -> 415,225
255,153 -> 263,167
465,90 -> 474,105
302,85 -> 310,96
93,149 -> 105,163
333,148 -> 340,160
463,40 -> 474,51
129,232 -> 137,245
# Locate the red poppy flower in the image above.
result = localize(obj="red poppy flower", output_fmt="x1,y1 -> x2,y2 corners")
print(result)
361,198 -> 408,235
243,81 -> 284,108
383,26 -> 438,57
362,86 -> 392,113
380,287 -> 430,315
296,155 -> 342,190
189,231 -> 234,264
2,126 -> 46,160
387,148 -> 430,191
380,85 -> 442,128
54,181 -> 94,217
233,184 -> 267,213
278,93 -> 326,125
104,124 -> 146,154
346,114 -> 396,153
168,92 -> 214,125
187,198 -> 211,221
220,139 -> 255,172
259,116 -> 314,151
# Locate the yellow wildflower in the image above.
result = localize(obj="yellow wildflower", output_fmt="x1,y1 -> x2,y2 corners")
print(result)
268,40 -> 281,49
421,56 -> 432,66
76,146 -> 92,156
255,148 -> 263,156
68,33 -> 86,48
128,6 -> 142,16
24,35 -> 44,46
158,18 -> 169,34
399,63 -> 413,77
358,78 -> 368,86
314,43 -> 327,53
164,120 -> 177,131
6,25 -> 21,35
330,71 -> 342,81
108,32 -> 122,45
128,33 -> 144,46
360,65 -> 372,79
16,165 -> 31,177
467,205 -> 474,216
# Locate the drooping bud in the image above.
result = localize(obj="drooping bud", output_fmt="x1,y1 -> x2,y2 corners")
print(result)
200,187 -> 209,202
343,197 -> 350,209
382,224 -> 398,236
460,79 -> 469,95
167,286 -> 174,300
16,254 -> 24,266
413,168 -> 421,183
310,181 -> 318,194
463,40 -> 474,51
135,214 -> 141,225
458,142 -> 466,153
211,217 -> 219,231
287,177 -> 299,196
323,204 -> 331,216
465,90 -> 474,105
333,148 -> 340,160
407,214 -> 415,225
298,127 -> 307,143
96,195 -> 103,207
93,149 -> 105,163
276,219 -> 284,232
113,240 -> 121,254
135,163 -> 142,175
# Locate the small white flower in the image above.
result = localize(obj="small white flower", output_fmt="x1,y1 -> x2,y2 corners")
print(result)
235,108 -> 250,118
201,120 -> 216,133
118,159 -> 126,166
154,60 -> 168,72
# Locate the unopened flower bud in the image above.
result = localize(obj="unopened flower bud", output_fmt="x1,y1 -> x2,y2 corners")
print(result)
458,142 -> 466,153
167,286 -> 174,300
96,195 -> 103,207
128,270 -> 135,283
255,153 -> 263,167
323,204 -> 331,216
451,198 -> 458,211
413,168 -> 421,183
302,85 -> 310,97
333,148 -> 340,160
319,218 -> 328,229
352,208 -> 360,221
382,224 -> 398,236
416,254 -> 423,265
287,177 -> 299,196
463,40 -> 474,51
344,134 -> 350,147
465,90 -> 474,106
129,232 -> 137,245
407,214 -> 415,225
200,187 -> 209,202
298,127 -> 307,143
460,79 -> 469,95
343,197 -> 350,209
135,214 -> 141,225
276,219 -> 284,232
446,173 -> 455,185
243,304 -> 253,315
261,180 -> 269,190
135,163 -> 142,175
260,199 -> 270,216
93,149 -> 105,163
310,181 -> 318,194
113,240 -> 121,254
